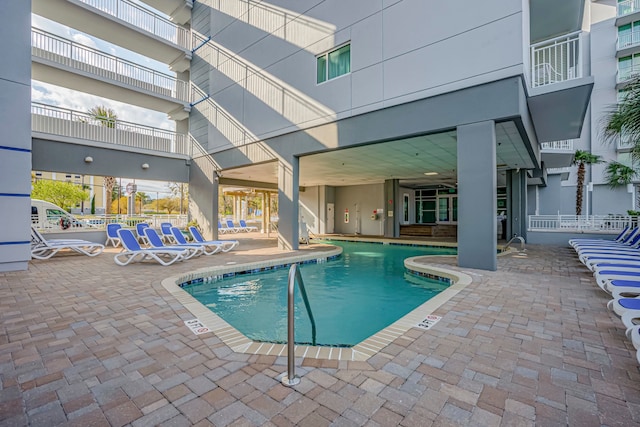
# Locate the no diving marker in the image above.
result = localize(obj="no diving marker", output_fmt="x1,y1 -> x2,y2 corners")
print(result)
185,319 -> 210,335
416,314 -> 442,330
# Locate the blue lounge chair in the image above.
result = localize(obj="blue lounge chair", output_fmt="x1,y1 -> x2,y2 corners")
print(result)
160,222 -> 176,244
143,228 -> 204,258
114,228 -> 188,266
239,220 -> 258,232
189,226 -> 239,252
607,295 -> 640,329
226,220 -> 241,233
170,227 -> 223,255
136,222 -> 150,244
105,223 -> 122,247
218,220 -> 229,234
570,226 -> 633,248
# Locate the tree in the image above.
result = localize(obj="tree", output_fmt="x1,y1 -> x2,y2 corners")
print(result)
605,161 -> 640,209
169,182 -> 188,214
32,180 -> 89,212
135,192 -> 150,214
87,106 -> 118,215
572,150 -> 603,215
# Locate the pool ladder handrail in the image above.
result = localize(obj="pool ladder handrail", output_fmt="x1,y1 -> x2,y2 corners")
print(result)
282,263 -> 317,387
504,234 -> 526,252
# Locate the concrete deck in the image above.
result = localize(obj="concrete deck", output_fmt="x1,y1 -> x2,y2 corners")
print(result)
1,234 -> 639,426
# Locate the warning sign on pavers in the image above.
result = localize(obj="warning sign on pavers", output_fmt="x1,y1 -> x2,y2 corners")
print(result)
184,319 -> 210,335
416,315 -> 442,330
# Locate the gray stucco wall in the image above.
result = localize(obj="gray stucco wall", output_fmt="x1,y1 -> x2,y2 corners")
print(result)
193,0 -> 527,153
334,184 -> 384,235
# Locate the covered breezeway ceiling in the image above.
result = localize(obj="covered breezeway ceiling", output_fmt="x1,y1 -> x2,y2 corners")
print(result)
218,121 -> 535,189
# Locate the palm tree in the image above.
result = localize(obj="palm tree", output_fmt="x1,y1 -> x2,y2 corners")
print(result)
87,105 -> 117,128
572,150 -> 603,215
605,161 -> 639,210
87,106 -> 118,214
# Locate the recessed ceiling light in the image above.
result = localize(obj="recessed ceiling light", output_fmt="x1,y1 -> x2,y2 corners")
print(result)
424,172 -> 438,176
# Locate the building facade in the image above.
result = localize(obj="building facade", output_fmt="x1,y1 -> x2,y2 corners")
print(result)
0,0 -> 596,272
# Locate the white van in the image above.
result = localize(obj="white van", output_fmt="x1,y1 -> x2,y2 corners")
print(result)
31,199 -> 93,231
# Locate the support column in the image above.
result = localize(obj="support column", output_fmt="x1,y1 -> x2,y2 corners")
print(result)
188,157 -> 219,240
0,0 -> 31,272
278,158 -> 299,250
384,179 -> 400,237
457,121 -> 497,271
506,169 -> 528,240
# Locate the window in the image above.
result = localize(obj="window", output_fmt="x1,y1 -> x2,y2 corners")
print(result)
618,54 -> 640,81
618,21 -> 640,48
403,194 -> 410,223
317,44 -> 350,84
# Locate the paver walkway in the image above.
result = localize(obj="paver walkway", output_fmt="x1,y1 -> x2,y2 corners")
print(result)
1,235 -> 639,426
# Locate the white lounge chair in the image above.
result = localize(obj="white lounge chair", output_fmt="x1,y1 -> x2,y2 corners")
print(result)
114,228 -> 188,266
189,226 -> 239,252
30,227 -> 104,259
225,220 -> 242,233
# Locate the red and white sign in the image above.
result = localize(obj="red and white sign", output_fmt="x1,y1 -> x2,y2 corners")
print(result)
416,314 -> 442,330
184,319 -> 211,335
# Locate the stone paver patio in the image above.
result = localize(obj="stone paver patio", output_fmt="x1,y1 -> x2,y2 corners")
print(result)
1,234 -> 640,426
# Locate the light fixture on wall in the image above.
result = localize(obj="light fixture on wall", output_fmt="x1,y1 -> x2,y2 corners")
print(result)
141,163 -> 150,170
84,156 -> 93,163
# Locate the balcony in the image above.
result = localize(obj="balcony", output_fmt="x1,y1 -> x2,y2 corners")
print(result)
618,0 -> 640,17
540,140 -> 575,169
530,32 -> 582,88
31,102 -> 190,156
31,28 -> 190,112
33,0 -> 191,71
618,134 -> 635,151
617,64 -> 640,85
618,30 -> 640,51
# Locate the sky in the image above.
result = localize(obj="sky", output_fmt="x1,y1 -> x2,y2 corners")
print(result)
31,6 -> 178,196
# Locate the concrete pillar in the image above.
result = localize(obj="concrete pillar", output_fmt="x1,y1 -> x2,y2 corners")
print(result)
260,191 -> 266,233
457,121 -> 497,271
277,158 -> 299,250
506,169 -> 528,240
0,0 -> 31,272
188,157 -> 219,240
384,179 -> 400,237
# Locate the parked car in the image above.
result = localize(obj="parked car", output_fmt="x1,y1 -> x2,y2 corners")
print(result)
31,199 -> 95,230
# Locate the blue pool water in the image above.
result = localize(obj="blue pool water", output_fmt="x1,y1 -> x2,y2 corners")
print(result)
184,241 -> 457,347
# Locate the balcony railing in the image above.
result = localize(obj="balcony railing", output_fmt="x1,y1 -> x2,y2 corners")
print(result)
546,167 -> 570,175
617,64 -> 640,84
31,102 -> 190,156
528,215 -> 636,232
618,0 -> 640,17
618,30 -> 640,50
531,32 -> 582,88
76,0 -> 190,48
618,134 -> 635,151
540,140 -> 574,151
32,28 -> 189,102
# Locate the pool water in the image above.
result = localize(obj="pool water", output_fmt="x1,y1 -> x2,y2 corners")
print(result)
184,241 -> 456,347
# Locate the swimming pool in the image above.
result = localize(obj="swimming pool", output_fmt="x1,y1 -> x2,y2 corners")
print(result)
183,241 -> 456,347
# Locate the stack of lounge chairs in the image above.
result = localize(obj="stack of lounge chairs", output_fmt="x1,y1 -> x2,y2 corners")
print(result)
571,225 -> 640,363
111,222 -> 239,266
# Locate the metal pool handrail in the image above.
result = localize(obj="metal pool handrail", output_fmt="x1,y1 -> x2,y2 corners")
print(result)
282,263 -> 316,387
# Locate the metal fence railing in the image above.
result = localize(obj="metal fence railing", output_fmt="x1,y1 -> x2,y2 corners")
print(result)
618,0 -> 640,17
76,0 -> 190,48
531,32 -> 582,88
528,215 -> 637,232
33,213 -> 188,232
31,102 -> 190,156
32,28 -> 189,102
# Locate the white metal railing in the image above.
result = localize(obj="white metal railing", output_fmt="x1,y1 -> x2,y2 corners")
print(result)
32,28 -> 189,102
531,32 -> 582,88
618,134 -> 635,151
618,30 -> 640,50
528,215 -> 637,232
618,63 -> 640,84
31,103 -> 190,156
546,167 -> 570,175
34,213 -> 188,232
77,0 -> 190,48
540,140 -> 574,151
618,0 -> 640,16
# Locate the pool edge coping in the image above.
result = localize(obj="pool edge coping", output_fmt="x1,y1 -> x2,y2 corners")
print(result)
161,248 -> 473,362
